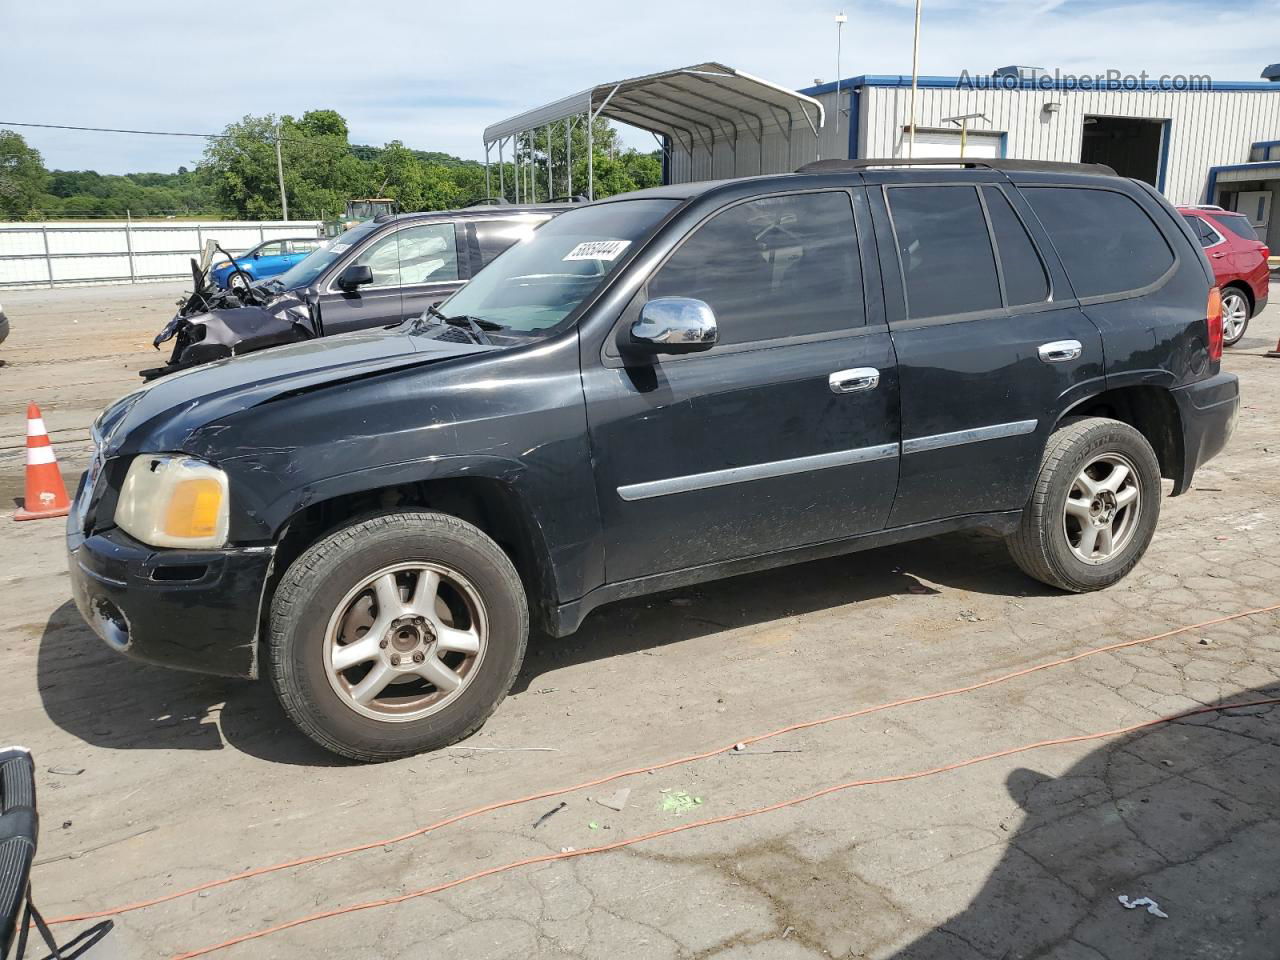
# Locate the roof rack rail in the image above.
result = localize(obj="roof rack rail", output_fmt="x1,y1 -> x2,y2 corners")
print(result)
796,157 -> 1118,176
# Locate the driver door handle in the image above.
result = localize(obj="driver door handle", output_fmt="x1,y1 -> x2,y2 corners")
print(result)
1038,340 -> 1083,363
829,367 -> 880,393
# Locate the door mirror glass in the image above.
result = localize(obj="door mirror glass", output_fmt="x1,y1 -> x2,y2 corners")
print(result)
626,298 -> 718,355
337,264 -> 375,291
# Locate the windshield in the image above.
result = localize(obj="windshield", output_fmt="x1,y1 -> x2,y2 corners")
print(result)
272,221 -> 380,290
435,199 -> 679,333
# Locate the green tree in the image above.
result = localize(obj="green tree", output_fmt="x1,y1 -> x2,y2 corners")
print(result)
0,130 -> 49,219
199,110 -> 372,220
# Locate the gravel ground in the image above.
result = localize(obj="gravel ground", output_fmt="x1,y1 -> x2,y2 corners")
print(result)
0,281 -> 1276,960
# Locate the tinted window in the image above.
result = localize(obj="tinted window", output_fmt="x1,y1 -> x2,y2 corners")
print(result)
474,217 -> 547,266
1216,214 -> 1260,242
1181,214 -> 1219,247
648,191 -> 862,345
1024,187 -> 1174,298
888,185 -> 1000,319
982,187 -> 1049,306
274,220 -> 380,290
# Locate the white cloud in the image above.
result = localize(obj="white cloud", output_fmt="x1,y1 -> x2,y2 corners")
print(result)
2,0 -> 1275,173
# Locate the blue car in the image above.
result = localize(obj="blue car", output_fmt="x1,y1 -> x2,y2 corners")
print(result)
210,237 -> 323,292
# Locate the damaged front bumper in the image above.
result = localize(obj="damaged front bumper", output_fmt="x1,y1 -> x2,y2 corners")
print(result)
67,523 -> 274,679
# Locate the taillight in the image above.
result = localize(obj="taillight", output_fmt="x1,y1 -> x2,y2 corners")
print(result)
1261,244 -> 1271,260
1206,286 -> 1223,363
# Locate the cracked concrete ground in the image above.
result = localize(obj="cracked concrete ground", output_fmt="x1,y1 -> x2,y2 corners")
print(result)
0,281 -> 1276,959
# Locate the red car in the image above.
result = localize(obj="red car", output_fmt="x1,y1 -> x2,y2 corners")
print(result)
1178,206 -> 1270,346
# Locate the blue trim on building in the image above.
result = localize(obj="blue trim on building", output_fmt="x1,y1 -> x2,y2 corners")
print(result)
1203,160 -> 1280,204
998,132 -> 1009,158
847,86 -> 860,159
798,74 -> 1280,97
1156,119 -> 1171,192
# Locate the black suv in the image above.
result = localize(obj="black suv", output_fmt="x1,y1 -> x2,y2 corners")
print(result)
69,159 -> 1239,761
147,204 -> 570,377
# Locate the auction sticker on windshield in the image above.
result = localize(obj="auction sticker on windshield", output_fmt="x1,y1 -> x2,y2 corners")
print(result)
563,240 -> 630,262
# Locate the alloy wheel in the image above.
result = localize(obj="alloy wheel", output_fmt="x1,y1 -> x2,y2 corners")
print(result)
1220,290 -> 1249,343
1062,452 -> 1142,565
323,562 -> 488,722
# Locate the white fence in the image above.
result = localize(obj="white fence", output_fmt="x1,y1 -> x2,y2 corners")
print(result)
0,219 -> 325,289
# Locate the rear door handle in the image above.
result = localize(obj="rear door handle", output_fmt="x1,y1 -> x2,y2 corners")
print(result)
1038,340 -> 1082,363
829,367 -> 880,393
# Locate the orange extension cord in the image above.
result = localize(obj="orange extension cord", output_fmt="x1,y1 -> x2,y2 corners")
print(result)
169,695 -> 1280,959
39,602 -> 1279,952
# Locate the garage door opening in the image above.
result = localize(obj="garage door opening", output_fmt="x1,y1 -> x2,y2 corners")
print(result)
1080,115 -> 1166,186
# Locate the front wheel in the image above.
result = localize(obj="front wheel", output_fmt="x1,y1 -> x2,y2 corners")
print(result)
1006,417 -> 1161,593
1220,288 -> 1250,346
268,511 -> 529,761
227,270 -> 252,294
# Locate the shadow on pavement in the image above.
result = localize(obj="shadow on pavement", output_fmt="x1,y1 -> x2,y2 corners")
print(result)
37,601 -> 345,766
514,528 -> 1055,693
886,684 -> 1280,959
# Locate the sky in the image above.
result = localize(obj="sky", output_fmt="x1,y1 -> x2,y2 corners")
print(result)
3,0 -> 1276,174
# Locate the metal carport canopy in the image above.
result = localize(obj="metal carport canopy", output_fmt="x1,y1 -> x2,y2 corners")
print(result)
481,62 -> 825,199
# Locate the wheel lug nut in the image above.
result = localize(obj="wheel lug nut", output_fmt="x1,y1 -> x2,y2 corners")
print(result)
412,651 -> 425,663
379,639 -> 389,649
390,653 -> 401,666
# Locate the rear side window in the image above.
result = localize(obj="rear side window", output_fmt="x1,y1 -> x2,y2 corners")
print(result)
648,191 -> 863,345
1215,214 -> 1260,242
887,185 -> 1001,319
982,187 -> 1050,306
1181,214 -> 1221,248
1024,187 -> 1174,299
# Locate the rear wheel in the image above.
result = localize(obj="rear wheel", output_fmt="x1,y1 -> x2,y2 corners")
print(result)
1006,417 -> 1161,592
268,511 -> 528,761
1220,287 -> 1250,346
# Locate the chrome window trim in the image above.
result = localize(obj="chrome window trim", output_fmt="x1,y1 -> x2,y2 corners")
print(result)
617,442 -> 898,501
903,419 -> 1038,455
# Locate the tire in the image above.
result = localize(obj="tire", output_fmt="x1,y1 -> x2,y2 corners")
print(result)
1220,287 -> 1251,347
268,511 -> 528,762
1006,417 -> 1161,593
227,270 -> 252,294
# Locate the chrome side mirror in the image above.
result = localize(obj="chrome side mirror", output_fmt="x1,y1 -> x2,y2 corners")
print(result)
626,298 -> 718,356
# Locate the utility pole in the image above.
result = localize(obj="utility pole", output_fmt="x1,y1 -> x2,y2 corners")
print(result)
908,0 -> 922,158
275,122 -> 289,221
835,12 -> 847,138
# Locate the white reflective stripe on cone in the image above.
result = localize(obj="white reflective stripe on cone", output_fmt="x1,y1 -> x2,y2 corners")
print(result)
27,446 -> 57,465
27,418 -> 48,436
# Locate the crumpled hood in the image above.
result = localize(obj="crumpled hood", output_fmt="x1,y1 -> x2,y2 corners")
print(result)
99,329 -> 493,457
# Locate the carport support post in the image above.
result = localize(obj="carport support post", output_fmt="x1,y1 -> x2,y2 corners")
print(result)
587,113 -> 592,200
546,125 -> 552,202
566,118 -> 572,198
484,142 -> 491,198
498,139 -> 506,202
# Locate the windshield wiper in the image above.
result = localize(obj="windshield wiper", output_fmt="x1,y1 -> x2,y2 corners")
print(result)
423,304 -> 503,344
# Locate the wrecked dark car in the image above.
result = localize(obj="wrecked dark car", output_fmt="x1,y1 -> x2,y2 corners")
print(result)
143,205 -> 570,379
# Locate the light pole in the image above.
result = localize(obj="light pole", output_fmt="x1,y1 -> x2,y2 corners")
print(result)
908,0 -> 922,157
835,12 -> 847,139
275,121 -> 289,221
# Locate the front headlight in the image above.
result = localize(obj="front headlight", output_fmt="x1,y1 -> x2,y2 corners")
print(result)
115,455 -> 230,549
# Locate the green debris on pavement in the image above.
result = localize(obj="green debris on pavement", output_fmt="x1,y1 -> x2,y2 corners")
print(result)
659,790 -> 704,814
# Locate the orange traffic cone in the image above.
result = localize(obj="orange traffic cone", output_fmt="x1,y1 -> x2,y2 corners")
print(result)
14,403 -> 71,521
1267,336 -> 1280,359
